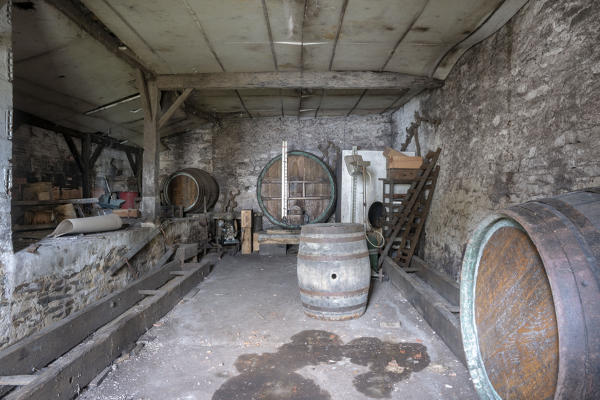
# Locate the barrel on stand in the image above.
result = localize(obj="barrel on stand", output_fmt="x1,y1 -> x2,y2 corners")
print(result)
461,188 -> 600,400
257,151 -> 336,229
297,223 -> 371,320
163,168 -> 219,212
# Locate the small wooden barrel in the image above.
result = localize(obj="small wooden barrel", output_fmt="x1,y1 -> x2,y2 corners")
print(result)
461,188 -> 600,400
297,223 -> 371,320
163,168 -> 219,212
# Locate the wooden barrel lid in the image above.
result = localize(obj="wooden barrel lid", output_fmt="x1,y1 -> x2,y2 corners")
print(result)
475,224 -> 558,399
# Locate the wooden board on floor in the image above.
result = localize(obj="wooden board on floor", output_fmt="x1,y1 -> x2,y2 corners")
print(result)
0,247 -> 177,394
383,256 -> 465,364
412,256 -> 460,306
258,231 -> 300,245
5,255 -> 219,400
253,232 -> 260,252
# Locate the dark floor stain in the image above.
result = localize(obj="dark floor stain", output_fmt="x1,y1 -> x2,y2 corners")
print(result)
213,330 -> 429,400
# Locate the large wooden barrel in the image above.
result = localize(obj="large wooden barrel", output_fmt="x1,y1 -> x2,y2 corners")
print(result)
461,188 -> 600,400
163,168 -> 219,212
297,223 -> 371,320
257,151 -> 336,229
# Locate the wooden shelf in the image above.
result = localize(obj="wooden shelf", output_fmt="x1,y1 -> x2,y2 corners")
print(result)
12,198 -> 98,206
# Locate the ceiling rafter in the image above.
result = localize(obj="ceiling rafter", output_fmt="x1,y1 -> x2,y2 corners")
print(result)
155,71 -> 443,91
45,0 -> 152,75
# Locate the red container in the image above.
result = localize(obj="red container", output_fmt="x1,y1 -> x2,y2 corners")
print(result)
118,191 -> 138,209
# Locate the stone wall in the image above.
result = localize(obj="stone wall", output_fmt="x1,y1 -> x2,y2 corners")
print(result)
0,1 -> 13,351
12,123 -> 137,200
212,115 -> 393,213
392,0 -> 600,280
1,217 -> 208,349
159,126 -> 214,182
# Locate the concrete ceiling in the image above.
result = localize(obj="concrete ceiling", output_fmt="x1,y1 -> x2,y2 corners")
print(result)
13,0 -> 527,143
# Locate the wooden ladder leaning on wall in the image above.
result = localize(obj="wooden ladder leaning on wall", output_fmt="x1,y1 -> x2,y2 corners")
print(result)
377,148 -> 441,273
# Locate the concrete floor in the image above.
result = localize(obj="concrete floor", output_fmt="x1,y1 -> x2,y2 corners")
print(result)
79,254 -> 477,400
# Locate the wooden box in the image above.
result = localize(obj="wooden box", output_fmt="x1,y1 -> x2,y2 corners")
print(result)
383,147 -> 423,169
388,168 -> 420,182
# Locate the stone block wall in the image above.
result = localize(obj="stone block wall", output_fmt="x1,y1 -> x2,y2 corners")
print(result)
392,0 -> 600,280
1,217 -> 208,349
0,1 -> 13,349
212,115 -> 393,213
159,126 -> 214,183
12,123 -> 137,199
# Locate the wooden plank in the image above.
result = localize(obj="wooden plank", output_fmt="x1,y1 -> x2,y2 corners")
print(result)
12,198 -> 99,206
0,376 -> 37,386
412,256 -> 460,306
174,243 -> 198,263
258,232 -> 300,245
253,232 -> 260,253
12,224 -> 57,232
240,210 -> 252,229
138,290 -> 165,296
383,256 -> 465,364
5,256 -> 219,400
241,210 -> 252,254
0,248 -> 179,393
158,88 -> 193,129
155,71 -> 444,91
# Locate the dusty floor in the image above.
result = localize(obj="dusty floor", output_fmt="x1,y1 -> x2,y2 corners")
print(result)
79,254 -> 476,400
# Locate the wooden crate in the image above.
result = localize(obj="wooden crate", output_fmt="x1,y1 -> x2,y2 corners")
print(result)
387,168 -> 420,182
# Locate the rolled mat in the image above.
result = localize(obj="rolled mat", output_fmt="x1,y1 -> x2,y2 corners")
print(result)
51,214 -> 123,238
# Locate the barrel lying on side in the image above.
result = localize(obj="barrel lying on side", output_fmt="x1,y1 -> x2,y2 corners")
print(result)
163,168 -> 219,212
461,188 -> 600,400
297,223 -> 371,320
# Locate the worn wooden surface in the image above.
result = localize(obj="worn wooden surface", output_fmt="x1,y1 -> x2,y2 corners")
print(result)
155,71 -> 444,90
241,210 -> 252,254
475,226 -> 558,399
298,223 -> 370,320
5,256 -> 218,400
412,256 -> 459,306
383,256 -> 465,364
0,249 -> 179,395
259,153 -> 334,228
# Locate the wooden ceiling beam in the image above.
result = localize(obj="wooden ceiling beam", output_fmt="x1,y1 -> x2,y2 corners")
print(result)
46,0 -> 152,75
14,109 -> 141,153
155,71 -> 444,91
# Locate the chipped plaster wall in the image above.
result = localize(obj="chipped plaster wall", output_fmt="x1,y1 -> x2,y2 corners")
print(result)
0,1 -> 13,350
212,115 -> 393,215
392,0 -> 600,280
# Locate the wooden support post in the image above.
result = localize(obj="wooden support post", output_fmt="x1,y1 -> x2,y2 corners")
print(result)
81,133 -> 91,198
137,69 -> 161,221
241,209 -> 252,254
89,144 -> 105,169
158,88 -> 193,129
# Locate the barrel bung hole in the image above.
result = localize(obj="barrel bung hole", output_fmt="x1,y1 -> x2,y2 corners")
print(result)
331,273 -> 337,280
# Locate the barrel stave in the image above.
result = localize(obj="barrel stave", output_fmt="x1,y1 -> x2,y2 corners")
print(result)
297,223 -> 370,320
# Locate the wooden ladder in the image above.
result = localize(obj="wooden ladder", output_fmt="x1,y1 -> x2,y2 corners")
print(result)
377,148 -> 441,271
